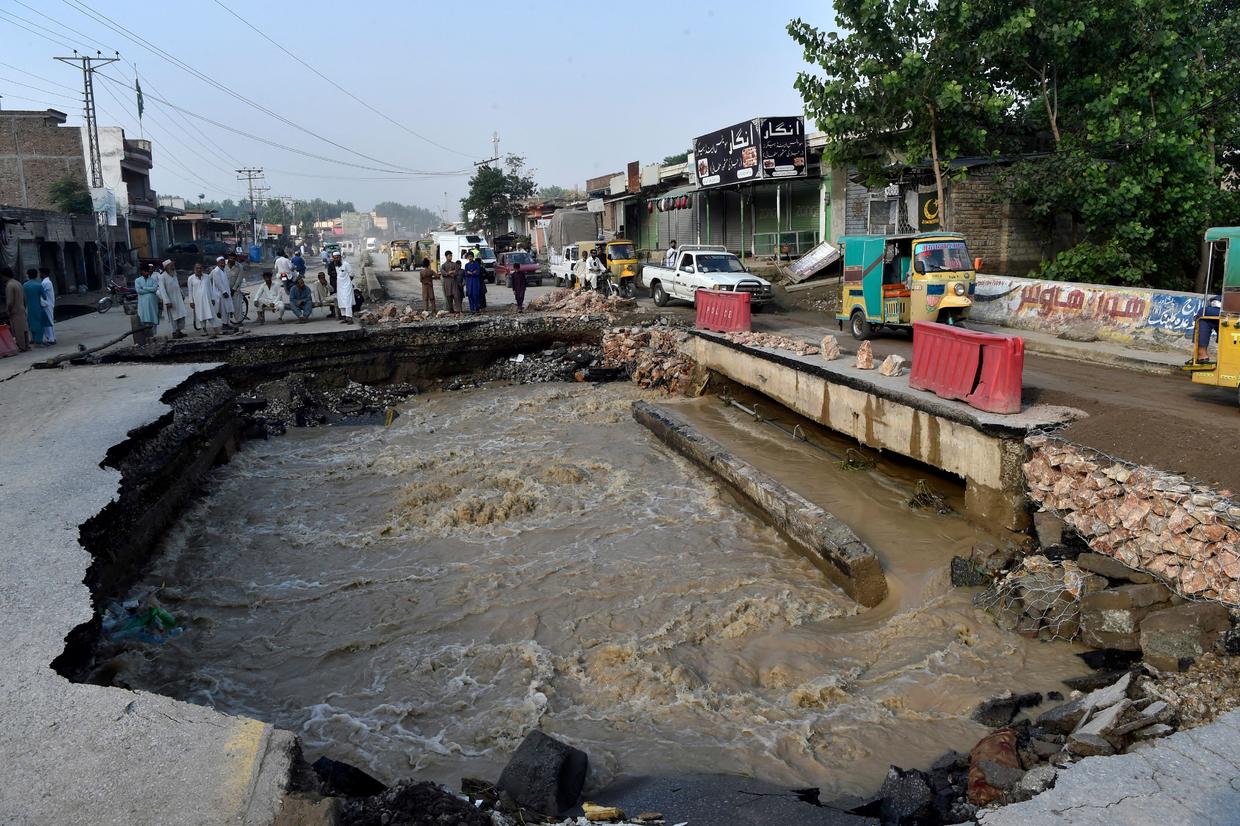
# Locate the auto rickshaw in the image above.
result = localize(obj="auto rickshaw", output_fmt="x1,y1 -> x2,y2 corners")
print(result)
1186,227 -> 1240,405
578,239 -> 639,297
837,232 -> 977,339
415,239 -> 436,271
388,239 -> 413,271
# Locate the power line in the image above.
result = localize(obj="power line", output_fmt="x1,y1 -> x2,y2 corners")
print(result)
7,0 -> 115,52
63,0 -> 459,175
0,9 -> 79,50
210,0 -> 476,161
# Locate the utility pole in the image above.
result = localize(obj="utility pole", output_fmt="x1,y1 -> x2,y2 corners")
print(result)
56,51 -> 119,280
236,167 -> 264,250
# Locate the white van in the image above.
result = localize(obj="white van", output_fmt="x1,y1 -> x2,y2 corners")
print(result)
342,240 -> 356,257
430,232 -> 496,281
365,237 -> 378,253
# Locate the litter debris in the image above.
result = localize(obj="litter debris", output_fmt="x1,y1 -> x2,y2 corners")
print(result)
723,330 -> 820,356
511,353 -> 526,363
101,591 -> 183,644
908,479 -> 952,513
838,448 -> 877,472
583,802 -> 627,822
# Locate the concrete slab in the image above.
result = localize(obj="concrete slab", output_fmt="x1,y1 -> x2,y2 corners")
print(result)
0,362 -> 295,825
979,710 -> 1240,825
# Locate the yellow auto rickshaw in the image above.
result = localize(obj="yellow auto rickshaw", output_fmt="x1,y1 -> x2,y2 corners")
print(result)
388,239 -> 413,271
415,239 -> 436,272
578,239 -> 640,297
1186,227 -> 1240,405
837,232 -> 977,339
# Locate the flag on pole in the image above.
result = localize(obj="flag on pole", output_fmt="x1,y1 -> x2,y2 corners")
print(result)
135,77 -> 144,119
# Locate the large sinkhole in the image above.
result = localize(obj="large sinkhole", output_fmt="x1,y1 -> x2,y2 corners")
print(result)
77,361 -> 1090,800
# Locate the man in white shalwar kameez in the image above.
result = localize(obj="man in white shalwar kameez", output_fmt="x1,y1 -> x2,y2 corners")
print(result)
332,252 -> 355,324
186,263 -> 216,336
39,267 -> 56,343
208,256 -> 232,333
156,259 -> 187,338
225,253 -> 247,325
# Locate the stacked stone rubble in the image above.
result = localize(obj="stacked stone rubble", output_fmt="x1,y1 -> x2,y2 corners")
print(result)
722,331 -> 819,356
601,326 -> 698,395
1024,434 -> 1240,605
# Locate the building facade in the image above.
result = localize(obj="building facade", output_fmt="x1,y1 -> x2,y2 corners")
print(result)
0,109 -> 89,212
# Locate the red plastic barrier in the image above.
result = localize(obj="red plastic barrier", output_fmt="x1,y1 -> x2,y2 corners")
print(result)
910,321 -> 1024,414
695,289 -> 752,333
0,324 -> 19,358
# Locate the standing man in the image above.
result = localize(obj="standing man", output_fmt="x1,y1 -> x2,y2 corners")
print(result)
664,239 -> 679,268
252,271 -> 287,324
225,253 -> 247,325
186,263 -> 215,335
156,259 -> 187,339
23,269 -> 45,346
311,271 -> 336,318
133,265 -> 161,336
418,257 -> 436,313
440,250 -> 462,313
2,266 -> 30,351
38,267 -> 56,344
208,256 -> 232,335
288,274 -> 314,323
332,251 -> 355,324
463,251 -> 483,314
510,255 -> 528,313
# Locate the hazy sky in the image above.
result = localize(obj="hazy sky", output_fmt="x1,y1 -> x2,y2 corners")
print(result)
0,0 -> 833,216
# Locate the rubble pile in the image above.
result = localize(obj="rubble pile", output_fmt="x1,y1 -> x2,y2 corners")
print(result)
974,554 -> 1102,641
357,302 -> 442,325
471,344 -> 601,386
723,330 -> 819,355
245,373 -> 419,433
529,288 -> 636,316
601,325 -> 699,394
1024,434 -> 1240,605
1144,652 -> 1240,727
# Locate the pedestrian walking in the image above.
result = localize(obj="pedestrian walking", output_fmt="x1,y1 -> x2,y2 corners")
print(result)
332,252 -> 355,324
23,269 -> 45,346
2,266 -> 30,351
418,257 -> 436,313
463,251 -> 483,314
226,253 -> 247,325
289,274 -> 313,323
156,259 -> 187,338
186,263 -> 215,335
38,267 -> 55,344
511,258 -> 528,313
440,251 -> 462,313
133,265 -> 161,334
311,271 -> 336,318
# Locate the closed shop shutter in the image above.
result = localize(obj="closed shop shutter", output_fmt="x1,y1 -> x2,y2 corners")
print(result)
789,180 -> 820,233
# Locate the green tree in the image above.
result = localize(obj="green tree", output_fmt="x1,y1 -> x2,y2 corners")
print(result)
372,201 -> 441,235
662,151 -> 688,165
48,175 -> 92,214
789,1 -> 1009,229
461,154 -> 536,235
536,185 -> 582,201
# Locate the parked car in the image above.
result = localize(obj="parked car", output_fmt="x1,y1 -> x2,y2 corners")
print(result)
640,245 -> 773,309
161,240 -> 235,272
496,251 -> 543,287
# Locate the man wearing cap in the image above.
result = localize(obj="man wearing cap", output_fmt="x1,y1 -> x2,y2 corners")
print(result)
252,271 -> 287,324
226,253 -> 247,325
332,251 -> 355,324
156,259 -> 187,338
208,256 -> 232,334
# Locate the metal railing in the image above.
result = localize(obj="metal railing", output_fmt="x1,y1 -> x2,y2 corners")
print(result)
752,230 -> 820,259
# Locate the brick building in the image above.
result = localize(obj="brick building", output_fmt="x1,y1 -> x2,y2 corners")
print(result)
0,109 -> 89,211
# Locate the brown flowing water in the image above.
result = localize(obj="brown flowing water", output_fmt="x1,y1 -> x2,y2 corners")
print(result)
106,382 -> 1089,798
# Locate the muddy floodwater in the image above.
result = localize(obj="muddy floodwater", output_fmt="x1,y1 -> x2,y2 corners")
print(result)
107,383 -> 1089,797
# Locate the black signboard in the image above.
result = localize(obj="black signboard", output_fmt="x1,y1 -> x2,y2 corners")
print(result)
758,116 -> 806,179
918,190 -> 941,230
693,120 -> 760,188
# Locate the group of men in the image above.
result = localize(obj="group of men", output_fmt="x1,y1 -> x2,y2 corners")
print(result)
133,248 -> 357,339
0,266 -> 56,351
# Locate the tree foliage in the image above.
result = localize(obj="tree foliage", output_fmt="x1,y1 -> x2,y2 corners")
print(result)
372,201 -> 441,235
789,0 -> 1240,288
536,185 -> 583,201
49,175 -> 92,214
662,151 -> 689,165
461,154 -> 536,234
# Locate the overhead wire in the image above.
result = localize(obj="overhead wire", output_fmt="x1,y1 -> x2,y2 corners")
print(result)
210,0 -> 476,161
0,8 -> 79,50
62,0 -> 462,175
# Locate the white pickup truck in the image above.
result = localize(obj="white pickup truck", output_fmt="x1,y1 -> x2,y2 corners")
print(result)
641,245 -> 774,309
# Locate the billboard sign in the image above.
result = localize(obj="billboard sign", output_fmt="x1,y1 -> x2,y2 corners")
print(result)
694,116 -> 807,187
693,119 -> 760,188
758,116 -> 806,179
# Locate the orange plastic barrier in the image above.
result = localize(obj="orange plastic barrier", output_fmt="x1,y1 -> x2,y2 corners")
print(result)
695,289 -> 752,333
909,321 -> 1024,414
0,324 -> 19,358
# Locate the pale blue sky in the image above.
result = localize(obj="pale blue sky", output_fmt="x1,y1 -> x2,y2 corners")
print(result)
0,0 -> 833,215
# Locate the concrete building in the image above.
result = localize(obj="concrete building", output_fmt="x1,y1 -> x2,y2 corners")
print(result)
88,127 -> 159,261
0,206 -> 110,294
0,109 -> 90,212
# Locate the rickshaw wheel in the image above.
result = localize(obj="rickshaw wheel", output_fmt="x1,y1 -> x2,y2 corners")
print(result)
850,309 -> 874,341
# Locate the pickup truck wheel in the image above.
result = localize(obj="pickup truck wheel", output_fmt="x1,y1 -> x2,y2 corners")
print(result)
751,302 -> 764,314
652,281 -> 669,307
850,309 -> 874,341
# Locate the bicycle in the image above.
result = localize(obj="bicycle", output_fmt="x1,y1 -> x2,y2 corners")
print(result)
191,289 -> 249,332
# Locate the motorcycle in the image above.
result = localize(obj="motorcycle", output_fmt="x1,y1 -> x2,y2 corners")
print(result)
96,278 -> 138,313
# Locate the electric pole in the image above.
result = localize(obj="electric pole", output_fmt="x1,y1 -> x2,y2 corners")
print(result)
56,51 -> 119,280
236,167 -> 264,250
